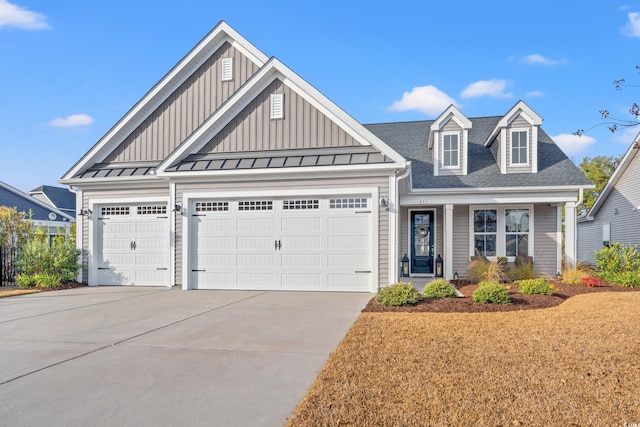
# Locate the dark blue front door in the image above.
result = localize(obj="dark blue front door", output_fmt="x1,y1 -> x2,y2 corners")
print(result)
411,211 -> 434,274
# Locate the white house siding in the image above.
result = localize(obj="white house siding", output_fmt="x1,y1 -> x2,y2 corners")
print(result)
505,115 -> 533,174
79,186 -> 170,282
532,203 -> 558,276
198,79 -> 360,154
104,42 -> 260,163
174,175 -> 390,289
578,149 -> 640,265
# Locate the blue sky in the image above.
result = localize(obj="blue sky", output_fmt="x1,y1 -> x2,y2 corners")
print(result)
1,1 -> 640,192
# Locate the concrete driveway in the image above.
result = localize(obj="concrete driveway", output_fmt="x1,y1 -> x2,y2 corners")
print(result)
0,287 -> 371,427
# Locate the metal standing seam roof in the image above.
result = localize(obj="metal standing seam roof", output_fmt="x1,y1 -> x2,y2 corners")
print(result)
163,146 -> 393,172
74,164 -> 159,179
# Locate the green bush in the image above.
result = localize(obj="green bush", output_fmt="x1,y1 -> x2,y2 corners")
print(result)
422,279 -> 458,299
376,282 -> 419,306
15,274 -> 36,288
16,226 -> 81,289
472,281 -> 511,305
597,271 -> 640,288
594,242 -> 640,274
517,278 -> 555,295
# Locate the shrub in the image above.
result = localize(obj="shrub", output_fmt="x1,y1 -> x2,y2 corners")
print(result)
517,278 -> 555,295
376,282 -> 419,306
468,257 -> 508,283
561,264 -> 591,285
594,242 -> 640,274
508,258 -> 535,281
581,275 -> 601,288
472,281 -> 511,305
15,274 -> 36,288
597,271 -> 640,288
16,226 -> 81,288
422,279 -> 458,299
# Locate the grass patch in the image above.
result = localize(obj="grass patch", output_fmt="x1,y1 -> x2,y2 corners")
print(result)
0,288 -> 42,298
287,293 -> 640,426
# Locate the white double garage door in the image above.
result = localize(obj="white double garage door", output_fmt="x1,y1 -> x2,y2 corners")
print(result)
96,196 -> 374,292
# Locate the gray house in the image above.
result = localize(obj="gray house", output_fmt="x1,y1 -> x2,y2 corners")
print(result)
0,181 -> 75,237
577,134 -> 640,265
59,21 -> 592,291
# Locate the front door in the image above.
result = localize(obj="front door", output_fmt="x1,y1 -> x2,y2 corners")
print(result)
411,211 -> 434,274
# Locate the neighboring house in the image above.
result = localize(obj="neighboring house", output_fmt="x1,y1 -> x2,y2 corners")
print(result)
29,185 -> 77,219
59,21 -> 592,291
577,134 -> 640,265
0,181 -> 75,238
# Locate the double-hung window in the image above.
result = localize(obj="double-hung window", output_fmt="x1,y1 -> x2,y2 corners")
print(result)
443,133 -> 459,167
510,130 -> 528,165
471,206 -> 532,260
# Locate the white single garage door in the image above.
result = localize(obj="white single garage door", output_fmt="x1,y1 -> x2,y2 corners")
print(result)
189,197 -> 372,291
96,204 -> 169,286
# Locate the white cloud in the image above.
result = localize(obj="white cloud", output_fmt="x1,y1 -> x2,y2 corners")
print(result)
0,0 -> 49,29
522,54 -> 567,66
552,133 -> 596,155
622,12 -> 640,37
610,126 -> 640,144
461,79 -> 512,99
389,85 -> 458,116
48,114 -> 94,128
526,90 -> 544,97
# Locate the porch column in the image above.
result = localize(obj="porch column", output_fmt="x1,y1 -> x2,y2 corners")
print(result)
444,204 -> 454,280
564,201 -> 577,268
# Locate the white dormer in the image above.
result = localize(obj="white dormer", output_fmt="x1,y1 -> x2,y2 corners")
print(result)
428,105 -> 472,176
484,100 -> 542,174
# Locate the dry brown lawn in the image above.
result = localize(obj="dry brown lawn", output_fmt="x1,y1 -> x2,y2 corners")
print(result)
0,288 -> 41,298
287,292 -> 640,426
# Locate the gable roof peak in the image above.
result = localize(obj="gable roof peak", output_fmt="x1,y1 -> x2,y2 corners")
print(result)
428,104 -> 471,148
484,100 -> 543,146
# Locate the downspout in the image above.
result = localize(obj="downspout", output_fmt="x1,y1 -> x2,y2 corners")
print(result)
394,162 -> 411,282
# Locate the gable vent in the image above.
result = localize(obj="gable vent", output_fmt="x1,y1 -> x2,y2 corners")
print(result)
221,58 -> 233,81
270,93 -> 284,119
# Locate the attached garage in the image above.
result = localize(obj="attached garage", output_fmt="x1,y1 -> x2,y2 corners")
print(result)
94,203 -> 170,286
186,196 -> 374,292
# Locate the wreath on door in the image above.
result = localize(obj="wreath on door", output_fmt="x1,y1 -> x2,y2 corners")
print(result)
415,225 -> 429,237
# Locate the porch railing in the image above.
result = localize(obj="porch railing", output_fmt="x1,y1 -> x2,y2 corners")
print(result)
0,246 -> 18,286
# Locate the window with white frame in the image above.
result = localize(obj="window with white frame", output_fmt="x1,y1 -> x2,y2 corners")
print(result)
505,209 -> 530,257
471,206 -> 532,260
510,130 -> 528,165
443,133 -> 459,167
473,209 -> 497,257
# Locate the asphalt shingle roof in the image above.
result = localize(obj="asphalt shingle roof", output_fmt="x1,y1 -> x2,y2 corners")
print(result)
365,117 -> 592,189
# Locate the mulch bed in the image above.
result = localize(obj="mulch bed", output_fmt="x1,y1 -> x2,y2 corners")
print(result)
363,279 -> 640,313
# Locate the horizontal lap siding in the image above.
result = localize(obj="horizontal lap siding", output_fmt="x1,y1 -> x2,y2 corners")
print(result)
198,79 -> 359,154
175,176 -> 389,289
105,43 -> 259,163
578,149 -> 640,264
80,186 -> 170,283
533,204 -> 558,276
452,206 -> 469,277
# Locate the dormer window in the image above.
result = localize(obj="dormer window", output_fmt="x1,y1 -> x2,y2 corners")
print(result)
510,130 -> 528,165
443,133 -> 459,168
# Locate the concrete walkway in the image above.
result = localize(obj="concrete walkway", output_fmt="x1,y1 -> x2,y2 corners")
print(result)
0,287 -> 371,427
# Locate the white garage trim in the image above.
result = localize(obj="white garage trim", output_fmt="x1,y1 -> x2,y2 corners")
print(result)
88,196 -> 171,287
181,187 -> 379,292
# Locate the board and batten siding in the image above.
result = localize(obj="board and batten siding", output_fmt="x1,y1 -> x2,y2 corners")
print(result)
198,79 -> 359,154
437,120 -> 465,176
532,204 -> 558,276
505,115 -> 533,174
174,175 -> 390,289
104,42 -> 259,163
80,186 -> 170,283
577,148 -> 640,265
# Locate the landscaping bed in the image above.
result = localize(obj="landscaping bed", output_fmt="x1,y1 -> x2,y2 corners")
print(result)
363,279 -> 640,313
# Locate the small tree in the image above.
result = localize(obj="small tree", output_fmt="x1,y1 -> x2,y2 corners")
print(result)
0,206 -> 33,250
578,155 -> 622,213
